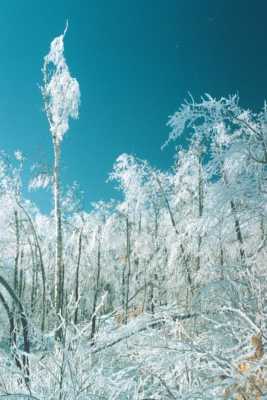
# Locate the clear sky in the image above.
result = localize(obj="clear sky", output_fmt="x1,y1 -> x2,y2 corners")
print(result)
0,0 -> 266,212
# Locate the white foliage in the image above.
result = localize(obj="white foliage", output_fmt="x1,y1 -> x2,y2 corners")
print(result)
14,150 -> 24,162
28,173 -> 51,191
42,23 -> 80,142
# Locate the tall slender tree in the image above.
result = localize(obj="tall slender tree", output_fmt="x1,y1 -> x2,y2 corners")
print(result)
42,23 -> 80,340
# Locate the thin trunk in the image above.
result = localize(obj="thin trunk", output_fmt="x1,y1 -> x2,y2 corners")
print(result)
17,201 -> 46,332
124,217 -> 131,324
138,213 -> 142,234
220,244 -> 224,280
53,140 -> 64,341
230,199 -> 246,263
147,207 -> 158,312
155,174 -> 193,300
258,174 -> 265,244
74,229 -> 82,325
18,250 -> 24,300
90,228 -> 101,340
12,210 -> 20,355
0,275 -> 30,384
31,269 -> 37,314
222,168 -> 246,265
29,240 -> 36,314
14,210 -> 20,294
196,158 -> 204,271
154,174 -> 179,235
0,290 -> 20,370
142,278 -> 147,312
122,263 -> 126,320
147,281 -> 154,313
260,215 -> 265,242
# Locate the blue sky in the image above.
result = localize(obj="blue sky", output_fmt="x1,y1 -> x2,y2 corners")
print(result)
0,0 -> 266,212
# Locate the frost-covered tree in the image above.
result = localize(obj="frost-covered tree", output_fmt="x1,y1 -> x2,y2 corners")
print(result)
42,23 -> 80,339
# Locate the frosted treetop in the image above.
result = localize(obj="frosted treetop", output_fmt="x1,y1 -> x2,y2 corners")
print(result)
42,23 -> 80,141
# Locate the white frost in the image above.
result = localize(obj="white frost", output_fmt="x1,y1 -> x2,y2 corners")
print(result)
42,22 -> 80,142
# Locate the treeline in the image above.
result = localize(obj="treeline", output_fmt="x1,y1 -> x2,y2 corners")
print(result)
0,94 -> 266,399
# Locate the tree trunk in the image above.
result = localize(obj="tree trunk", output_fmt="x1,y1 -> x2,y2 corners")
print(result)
29,239 -> 37,315
196,157 -> 204,271
155,174 -> 193,301
17,201 -> 46,332
223,169 -> 246,265
230,199 -> 246,263
124,217 -> 131,324
12,210 -> 20,358
0,275 -> 30,384
74,229 -> 82,325
90,227 -> 101,341
53,139 -> 64,341
0,290 -> 19,366
14,210 -> 20,294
